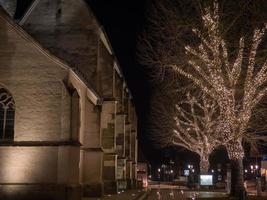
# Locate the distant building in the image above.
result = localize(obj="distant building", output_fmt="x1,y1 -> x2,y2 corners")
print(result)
0,1 -> 138,199
137,162 -> 148,188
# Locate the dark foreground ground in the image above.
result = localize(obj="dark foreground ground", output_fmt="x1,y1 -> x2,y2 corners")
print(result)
148,185 -> 267,200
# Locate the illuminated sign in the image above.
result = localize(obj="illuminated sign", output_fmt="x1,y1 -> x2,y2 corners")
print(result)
200,174 -> 213,186
184,170 -> 190,176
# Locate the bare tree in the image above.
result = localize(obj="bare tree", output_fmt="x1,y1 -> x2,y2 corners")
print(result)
148,85 -> 222,173
138,0 -> 267,197
146,87 -> 176,149
173,92 -> 221,173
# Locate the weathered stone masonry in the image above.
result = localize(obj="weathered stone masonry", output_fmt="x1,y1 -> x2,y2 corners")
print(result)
0,0 -> 138,199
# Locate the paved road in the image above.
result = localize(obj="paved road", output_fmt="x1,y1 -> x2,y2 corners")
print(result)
147,188 -> 227,200
83,189 -> 147,200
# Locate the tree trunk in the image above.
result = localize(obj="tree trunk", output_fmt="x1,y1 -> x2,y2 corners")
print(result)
230,159 -> 246,199
200,155 -> 209,173
226,140 -> 247,200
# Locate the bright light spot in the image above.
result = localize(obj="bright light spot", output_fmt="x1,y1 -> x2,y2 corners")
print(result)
245,169 -> 248,173
211,169 -> 214,173
158,168 -> 161,172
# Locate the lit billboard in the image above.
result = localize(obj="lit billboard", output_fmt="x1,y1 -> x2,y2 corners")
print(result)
200,174 -> 213,186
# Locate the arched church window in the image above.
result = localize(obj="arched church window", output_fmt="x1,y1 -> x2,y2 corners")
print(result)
0,87 -> 15,140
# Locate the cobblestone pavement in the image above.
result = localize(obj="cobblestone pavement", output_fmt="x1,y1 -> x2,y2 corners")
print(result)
83,189 -> 148,200
147,188 -> 227,200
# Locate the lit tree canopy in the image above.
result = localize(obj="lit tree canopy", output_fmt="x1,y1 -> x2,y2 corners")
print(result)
139,0 -> 267,160
138,0 -> 267,196
173,92 -> 221,172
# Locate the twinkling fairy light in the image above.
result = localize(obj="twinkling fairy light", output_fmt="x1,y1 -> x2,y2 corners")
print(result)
171,0 -> 267,160
173,93 -> 220,172
138,0 -> 267,161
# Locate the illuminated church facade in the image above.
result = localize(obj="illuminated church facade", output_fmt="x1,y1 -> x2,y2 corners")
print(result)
0,0 -> 138,199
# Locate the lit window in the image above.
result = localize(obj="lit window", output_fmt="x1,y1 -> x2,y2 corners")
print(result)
0,87 -> 15,140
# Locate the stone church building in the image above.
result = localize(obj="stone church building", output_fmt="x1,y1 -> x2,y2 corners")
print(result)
0,0 -> 138,199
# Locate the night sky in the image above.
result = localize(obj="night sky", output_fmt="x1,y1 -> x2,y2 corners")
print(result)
87,0 -> 158,160
87,0 -> 149,116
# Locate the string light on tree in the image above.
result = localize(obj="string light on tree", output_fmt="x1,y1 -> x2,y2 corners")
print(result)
138,0 -> 267,197
173,92 -> 221,173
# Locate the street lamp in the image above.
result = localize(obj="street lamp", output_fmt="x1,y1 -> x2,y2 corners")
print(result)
250,164 -> 260,177
161,164 -> 167,182
158,168 -> 161,182
187,164 -> 194,189
188,164 -> 194,174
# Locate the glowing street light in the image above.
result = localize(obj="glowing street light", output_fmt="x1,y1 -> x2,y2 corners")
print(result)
188,164 -> 193,169
250,164 -> 260,177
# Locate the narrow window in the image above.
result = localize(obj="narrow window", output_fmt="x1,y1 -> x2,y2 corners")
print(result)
0,87 -> 15,140
71,90 -> 80,141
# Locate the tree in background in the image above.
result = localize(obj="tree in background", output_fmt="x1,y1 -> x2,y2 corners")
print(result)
173,92 -> 221,173
148,86 -> 222,173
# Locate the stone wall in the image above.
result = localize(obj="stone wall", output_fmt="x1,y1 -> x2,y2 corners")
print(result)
0,1 -> 139,199
0,8 -> 70,141
22,0 -> 99,91
0,7 -> 81,200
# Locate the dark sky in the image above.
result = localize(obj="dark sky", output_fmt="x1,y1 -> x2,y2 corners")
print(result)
87,0 -> 159,160
87,0 -> 149,113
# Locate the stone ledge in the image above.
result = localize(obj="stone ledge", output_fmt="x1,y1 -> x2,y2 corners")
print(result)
0,183 -> 81,200
0,140 -> 81,146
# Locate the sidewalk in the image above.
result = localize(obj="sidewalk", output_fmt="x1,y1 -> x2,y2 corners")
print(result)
83,189 -> 149,200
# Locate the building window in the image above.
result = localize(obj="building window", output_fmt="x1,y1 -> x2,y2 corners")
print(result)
0,87 -> 15,140
71,90 -> 80,141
